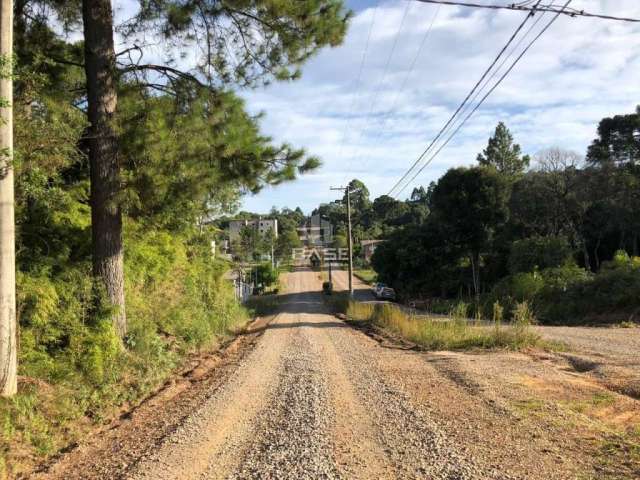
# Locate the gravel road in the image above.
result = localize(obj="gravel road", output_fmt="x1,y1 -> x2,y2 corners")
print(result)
124,270 -> 506,479
33,269 -> 639,480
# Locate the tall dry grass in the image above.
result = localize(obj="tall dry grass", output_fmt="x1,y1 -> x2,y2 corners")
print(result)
346,301 -> 545,351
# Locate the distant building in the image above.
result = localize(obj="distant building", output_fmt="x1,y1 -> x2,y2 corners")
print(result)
228,218 -> 278,242
298,214 -> 333,247
361,239 -> 384,263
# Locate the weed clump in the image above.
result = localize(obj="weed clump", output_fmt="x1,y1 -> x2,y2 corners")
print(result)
347,300 -> 545,351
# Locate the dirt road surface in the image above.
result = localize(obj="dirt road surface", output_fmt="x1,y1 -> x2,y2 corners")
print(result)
32,269 -> 640,480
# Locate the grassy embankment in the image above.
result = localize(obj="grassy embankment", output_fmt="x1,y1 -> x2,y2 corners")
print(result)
346,300 -> 558,351
353,269 -> 376,284
0,230 -> 254,478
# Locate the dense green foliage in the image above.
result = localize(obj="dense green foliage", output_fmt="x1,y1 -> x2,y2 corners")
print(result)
508,236 -> 573,274
364,117 -> 640,325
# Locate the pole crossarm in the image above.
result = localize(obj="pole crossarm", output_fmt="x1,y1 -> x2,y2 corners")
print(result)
412,0 -> 640,23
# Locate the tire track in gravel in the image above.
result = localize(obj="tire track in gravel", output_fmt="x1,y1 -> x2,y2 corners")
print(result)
127,312 -> 292,480
323,324 -> 508,480
225,316 -> 340,480
315,271 -> 516,480
117,269 -> 518,479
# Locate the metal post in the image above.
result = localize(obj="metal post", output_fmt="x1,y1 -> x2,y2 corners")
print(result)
346,188 -> 353,297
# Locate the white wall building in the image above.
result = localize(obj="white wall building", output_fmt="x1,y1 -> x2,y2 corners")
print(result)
297,214 -> 333,247
228,218 -> 278,242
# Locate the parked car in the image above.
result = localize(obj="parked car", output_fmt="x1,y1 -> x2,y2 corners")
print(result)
372,282 -> 386,298
379,287 -> 396,301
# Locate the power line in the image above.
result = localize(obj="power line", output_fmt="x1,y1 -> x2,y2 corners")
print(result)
394,0 -> 572,197
396,2 -> 548,184
347,3 -> 442,179
387,0 -> 542,196
341,0 -> 413,185
333,0 -> 380,166
411,0 -> 640,23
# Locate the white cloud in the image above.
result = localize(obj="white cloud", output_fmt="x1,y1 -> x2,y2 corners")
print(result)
239,0 -> 640,213
108,1 -> 640,214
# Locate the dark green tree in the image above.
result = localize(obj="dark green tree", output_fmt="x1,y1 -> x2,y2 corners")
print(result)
432,166 -> 509,297
18,0 -> 350,336
586,106 -> 640,167
477,122 -> 530,179
343,178 -> 371,223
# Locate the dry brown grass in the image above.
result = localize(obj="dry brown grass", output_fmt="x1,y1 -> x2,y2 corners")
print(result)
347,301 -> 550,351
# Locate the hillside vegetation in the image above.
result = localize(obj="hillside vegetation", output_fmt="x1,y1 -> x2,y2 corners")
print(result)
0,0 -> 351,475
307,113 -> 640,325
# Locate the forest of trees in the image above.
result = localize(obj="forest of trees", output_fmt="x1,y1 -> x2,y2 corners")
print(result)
0,0 -> 349,473
370,113 -> 640,324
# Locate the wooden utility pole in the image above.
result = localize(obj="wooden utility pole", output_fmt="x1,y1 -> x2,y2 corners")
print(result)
0,0 -> 16,397
331,186 -> 360,297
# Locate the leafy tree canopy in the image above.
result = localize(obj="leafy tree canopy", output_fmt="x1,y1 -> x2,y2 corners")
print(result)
586,106 -> 640,167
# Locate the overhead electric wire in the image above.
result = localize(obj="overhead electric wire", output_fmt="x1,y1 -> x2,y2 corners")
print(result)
392,2 -> 548,188
411,0 -> 639,23
341,0 -> 413,185
333,0 -> 380,165
346,3 -> 442,179
393,0 -> 572,197
387,0 -> 541,196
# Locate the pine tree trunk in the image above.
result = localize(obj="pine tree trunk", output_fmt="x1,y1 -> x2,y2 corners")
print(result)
0,0 -> 17,397
82,0 -> 126,337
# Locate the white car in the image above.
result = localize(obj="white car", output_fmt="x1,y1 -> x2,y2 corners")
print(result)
379,287 -> 396,301
372,282 -> 387,299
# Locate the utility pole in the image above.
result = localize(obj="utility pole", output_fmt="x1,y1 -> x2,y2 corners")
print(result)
271,241 -> 275,271
0,0 -> 16,397
330,185 -> 360,297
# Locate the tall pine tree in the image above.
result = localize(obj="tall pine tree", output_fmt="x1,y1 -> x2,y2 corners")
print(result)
477,122 -> 530,179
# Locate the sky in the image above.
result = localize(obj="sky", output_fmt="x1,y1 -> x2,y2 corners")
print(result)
113,0 -> 640,214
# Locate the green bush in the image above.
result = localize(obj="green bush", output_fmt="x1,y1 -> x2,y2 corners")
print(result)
487,271 -> 545,317
4,225 -> 249,475
508,235 -> 573,274
256,263 -> 279,288
529,260 -> 639,325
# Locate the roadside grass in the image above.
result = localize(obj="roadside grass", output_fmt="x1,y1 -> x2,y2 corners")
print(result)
354,269 -> 376,284
562,391 -> 617,414
513,392 -> 640,479
598,426 -> 640,476
346,300 -> 555,351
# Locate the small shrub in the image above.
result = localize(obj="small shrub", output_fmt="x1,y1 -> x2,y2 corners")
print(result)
450,301 -> 470,321
492,301 -> 504,325
512,301 -> 536,327
508,235 -> 573,274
